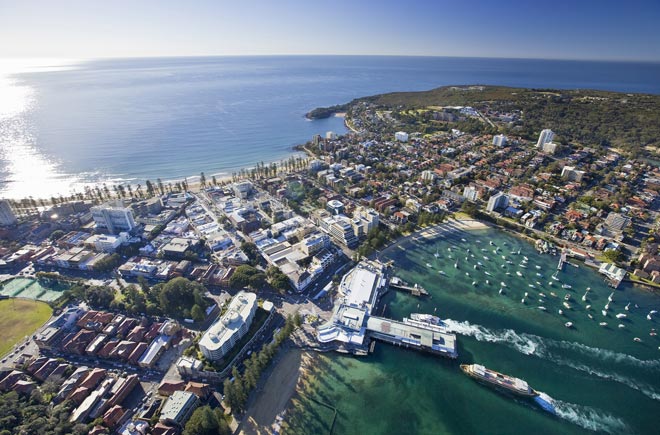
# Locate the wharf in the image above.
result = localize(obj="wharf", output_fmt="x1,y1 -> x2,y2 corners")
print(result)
389,277 -> 429,297
366,316 -> 457,358
557,252 -> 567,270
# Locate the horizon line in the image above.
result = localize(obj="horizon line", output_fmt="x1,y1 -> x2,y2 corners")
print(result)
2,53 -> 660,64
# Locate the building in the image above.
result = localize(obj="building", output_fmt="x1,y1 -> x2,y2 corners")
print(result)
561,166 -> 585,182
0,200 -> 17,226
420,170 -> 436,182
536,129 -> 554,149
91,202 -> 136,234
492,134 -> 507,147
159,390 -> 199,426
326,199 -> 345,215
395,131 -> 409,142
486,192 -> 509,212
320,215 -> 358,249
325,131 -> 337,140
463,186 -> 479,202
542,141 -> 559,155
199,291 -> 257,361
85,233 -> 129,252
232,181 -> 253,199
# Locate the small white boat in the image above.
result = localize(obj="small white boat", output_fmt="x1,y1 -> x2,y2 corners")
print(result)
562,284 -> 572,289
605,302 -> 611,311
465,256 -> 469,261
539,306 -> 547,311
490,241 -> 494,246
558,309 -> 564,315
434,250 -> 441,258
461,238 -> 467,243
485,271 -> 491,276
536,281 -> 542,286
523,256 -> 529,261
501,264 -> 506,268
581,293 -> 588,302
439,271 -> 447,276
448,247 -> 452,252
498,288 -> 504,295
535,265 -> 542,270
483,256 -> 490,261
502,255 -> 507,260
539,293 -> 546,298
506,260 -> 514,264
536,272 -> 543,277
465,272 -> 470,276
625,303 -> 631,311
564,294 -> 571,301
602,310 -> 608,316
455,261 -> 459,268
587,313 -> 594,319
528,284 -> 536,289
608,292 -> 614,302
551,274 -> 560,281
477,261 -> 483,266
550,292 -> 557,297
506,272 -> 511,276
524,292 -> 529,297
548,281 -> 553,286
481,248 -> 487,252
492,249 -> 498,254
516,271 -> 523,277
599,322 -> 608,327
448,255 -> 453,259
500,282 -> 507,287
565,322 -> 573,328
618,324 -> 626,329
486,280 -> 490,285
616,313 -> 627,319
563,302 -> 571,309
472,281 -> 478,286
521,298 -> 526,304
427,263 -> 434,268
634,337 -> 642,343
474,264 -> 478,270
586,304 -> 591,310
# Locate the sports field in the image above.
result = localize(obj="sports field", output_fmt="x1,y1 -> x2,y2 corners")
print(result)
0,299 -> 52,357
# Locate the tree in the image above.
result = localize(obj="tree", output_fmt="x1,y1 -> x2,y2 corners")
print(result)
200,172 -> 206,188
603,249 -> 624,264
183,406 -> 224,435
191,304 -> 205,322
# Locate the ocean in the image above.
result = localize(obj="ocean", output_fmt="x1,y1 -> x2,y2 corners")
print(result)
2,55 -> 660,199
283,227 -> 660,434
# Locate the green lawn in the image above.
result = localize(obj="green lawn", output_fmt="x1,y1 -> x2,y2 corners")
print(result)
0,299 -> 52,357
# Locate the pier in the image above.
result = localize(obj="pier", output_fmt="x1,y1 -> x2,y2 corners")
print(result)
557,252 -> 567,270
389,277 -> 429,297
366,316 -> 457,358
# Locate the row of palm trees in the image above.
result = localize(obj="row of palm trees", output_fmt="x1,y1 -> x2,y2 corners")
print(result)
9,156 -> 314,217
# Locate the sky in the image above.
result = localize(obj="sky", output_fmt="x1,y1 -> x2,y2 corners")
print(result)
0,0 -> 659,61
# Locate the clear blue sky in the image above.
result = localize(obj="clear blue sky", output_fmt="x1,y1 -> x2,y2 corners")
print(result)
1,0 -> 659,61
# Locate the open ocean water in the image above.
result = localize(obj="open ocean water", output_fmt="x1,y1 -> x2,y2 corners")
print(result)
284,227 -> 660,434
1,55 -> 660,198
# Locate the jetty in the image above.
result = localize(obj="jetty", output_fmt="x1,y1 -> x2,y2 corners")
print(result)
557,252 -> 567,271
390,277 -> 429,297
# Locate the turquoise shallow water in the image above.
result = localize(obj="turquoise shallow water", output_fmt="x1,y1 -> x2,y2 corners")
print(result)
284,225 -> 660,435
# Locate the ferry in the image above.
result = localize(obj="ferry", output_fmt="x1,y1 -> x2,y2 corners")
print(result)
410,313 -> 447,328
460,364 -> 538,398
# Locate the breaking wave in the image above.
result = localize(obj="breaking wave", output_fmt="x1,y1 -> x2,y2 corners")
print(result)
551,398 -> 629,434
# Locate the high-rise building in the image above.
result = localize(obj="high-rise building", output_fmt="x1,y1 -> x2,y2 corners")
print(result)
536,129 -> 555,149
486,193 -> 509,212
492,134 -> 508,147
91,201 -> 136,234
0,200 -> 17,226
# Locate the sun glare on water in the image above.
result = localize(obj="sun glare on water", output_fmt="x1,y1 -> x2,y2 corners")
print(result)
0,58 -> 83,199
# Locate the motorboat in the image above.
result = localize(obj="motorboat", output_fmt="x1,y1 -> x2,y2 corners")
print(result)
586,304 -> 591,310
536,272 -> 543,277
550,292 -> 557,297
524,292 -> 529,297
565,322 -> 573,328
486,280 -> 490,285
634,337 -> 642,343
521,298 -> 526,304
535,265 -> 542,270
485,271 -> 491,276
539,293 -> 546,298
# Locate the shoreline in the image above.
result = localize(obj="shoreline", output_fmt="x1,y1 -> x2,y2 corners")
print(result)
238,346 -> 315,435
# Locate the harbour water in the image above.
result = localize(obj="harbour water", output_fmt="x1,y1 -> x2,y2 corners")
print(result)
2,56 -> 660,198
284,225 -> 660,434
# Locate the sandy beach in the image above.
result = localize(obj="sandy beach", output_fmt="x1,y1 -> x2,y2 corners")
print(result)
239,348 -> 315,435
